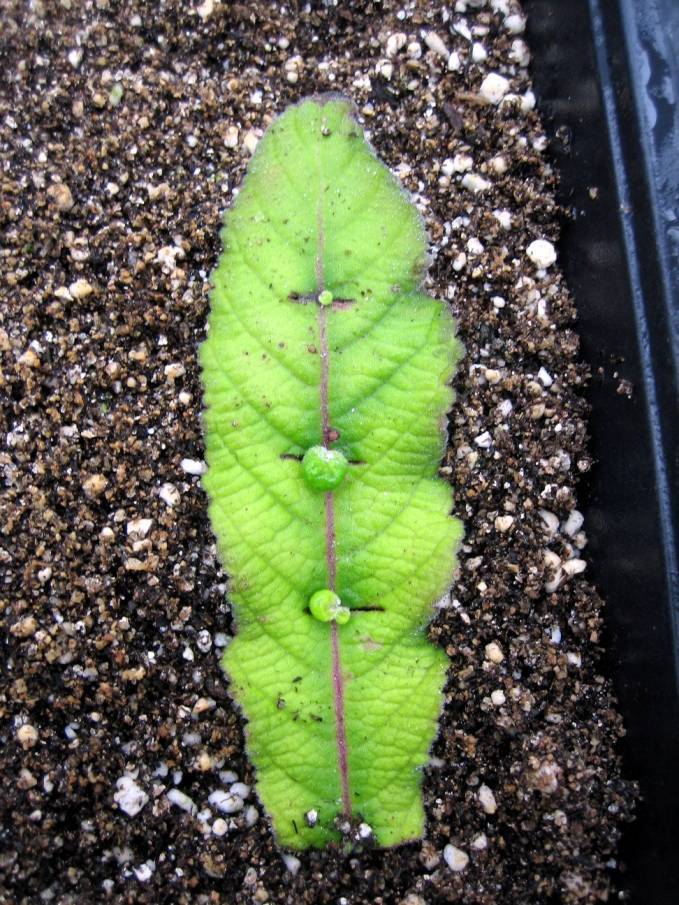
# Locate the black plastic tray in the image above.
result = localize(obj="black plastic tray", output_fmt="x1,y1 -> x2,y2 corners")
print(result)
524,0 -> 679,902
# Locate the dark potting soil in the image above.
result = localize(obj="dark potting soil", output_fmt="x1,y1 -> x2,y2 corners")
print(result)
0,1 -> 638,902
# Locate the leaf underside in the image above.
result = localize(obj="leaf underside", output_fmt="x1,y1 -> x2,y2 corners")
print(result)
200,96 -> 463,849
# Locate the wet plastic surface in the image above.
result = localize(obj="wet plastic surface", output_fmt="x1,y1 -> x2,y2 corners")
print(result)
524,0 -> 679,902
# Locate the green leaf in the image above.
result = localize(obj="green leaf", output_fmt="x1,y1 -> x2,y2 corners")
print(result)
200,96 -> 463,849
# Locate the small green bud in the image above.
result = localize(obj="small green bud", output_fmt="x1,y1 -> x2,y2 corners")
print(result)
309,589 -> 351,625
301,445 -> 348,491
318,289 -> 334,307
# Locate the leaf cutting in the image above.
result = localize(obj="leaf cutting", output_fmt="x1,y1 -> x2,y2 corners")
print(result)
200,95 -> 463,849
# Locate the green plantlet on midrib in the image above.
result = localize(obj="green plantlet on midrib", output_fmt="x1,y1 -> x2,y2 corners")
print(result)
200,95 -> 463,849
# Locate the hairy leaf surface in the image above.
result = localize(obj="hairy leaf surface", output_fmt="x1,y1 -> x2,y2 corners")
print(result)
201,96 -> 463,849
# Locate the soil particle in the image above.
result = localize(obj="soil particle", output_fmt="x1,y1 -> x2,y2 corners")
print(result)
1,1 -> 636,903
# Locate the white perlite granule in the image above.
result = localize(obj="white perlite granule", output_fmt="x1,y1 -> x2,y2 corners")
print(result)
527,238 -> 557,268
479,72 -> 510,104
443,843 -> 470,872
114,775 -> 148,817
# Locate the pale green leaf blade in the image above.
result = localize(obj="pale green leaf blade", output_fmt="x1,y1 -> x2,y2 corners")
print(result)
201,96 -> 463,849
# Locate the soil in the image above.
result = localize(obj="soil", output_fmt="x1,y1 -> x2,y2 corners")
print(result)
0,1 -> 637,903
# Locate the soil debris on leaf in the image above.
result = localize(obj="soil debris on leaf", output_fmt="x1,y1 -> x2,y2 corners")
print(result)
1,1 -> 636,903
